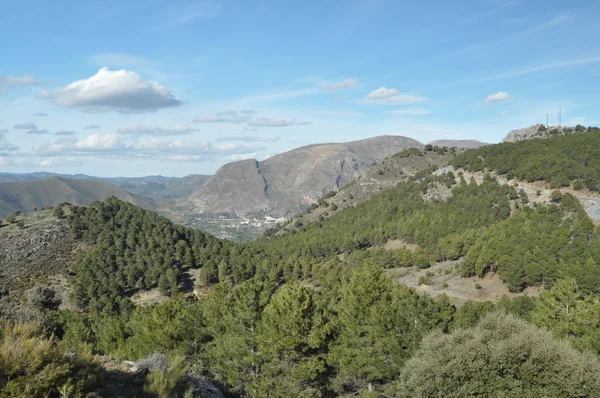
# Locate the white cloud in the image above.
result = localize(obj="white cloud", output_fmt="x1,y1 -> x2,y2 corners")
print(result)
484,92 -> 510,103
333,95 -> 348,102
76,133 -> 124,150
14,122 -> 37,129
249,117 -> 296,127
54,130 -> 78,136
323,78 -> 359,90
0,157 -> 36,166
167,155 -> 206,162
500,110 -> 509,115
83,124 -> 101,130
393,108 -> 431,115
116,125 -> 197,136
366,87 -> 398,99
26,128 -> 49,135
33,112 -> 48,117
32,133 -> 262,161
0,75 -> 41,91
0,133 -> 19,151
194,114 -> 228,123
365,87 -> 427,104
37,67 -> 182,113
40,157 -> 83,167
217,135 -> 280,142
0,129 -> 8,134
193,110 -> 253,124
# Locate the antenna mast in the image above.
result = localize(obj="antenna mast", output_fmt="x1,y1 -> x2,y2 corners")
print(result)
559,108 -> 562,128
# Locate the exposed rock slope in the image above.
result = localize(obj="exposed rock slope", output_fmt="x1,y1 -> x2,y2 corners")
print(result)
189,135 -> 423,217
502,124 -> 586,143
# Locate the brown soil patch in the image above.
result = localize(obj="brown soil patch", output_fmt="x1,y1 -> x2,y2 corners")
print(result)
383,239 -> 419,252
385,259 -> 540,307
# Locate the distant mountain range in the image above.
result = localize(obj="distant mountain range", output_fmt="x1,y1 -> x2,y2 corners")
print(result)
0,177 -> 149,217
0,172 -> 211,200
0,133 -> 506,235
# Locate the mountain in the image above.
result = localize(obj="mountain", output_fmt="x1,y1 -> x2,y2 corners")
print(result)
428,139 -> 487,149
0,172 -> 211,200
3,130 -> 600,397
0,176 -> 148,217
272,147 -> 455,236
111,174 -> 211,199
189,135 -> 423,217
502,124 -> 589,143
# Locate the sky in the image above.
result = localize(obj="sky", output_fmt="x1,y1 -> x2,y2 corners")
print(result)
0,0 -> 599,177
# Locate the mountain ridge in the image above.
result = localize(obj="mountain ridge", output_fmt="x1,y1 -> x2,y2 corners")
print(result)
189,135 -> 424,217
0,176 -> 150,217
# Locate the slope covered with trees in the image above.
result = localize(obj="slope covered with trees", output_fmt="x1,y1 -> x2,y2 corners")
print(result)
453,127 -> 600,190
3,128 -> 600,396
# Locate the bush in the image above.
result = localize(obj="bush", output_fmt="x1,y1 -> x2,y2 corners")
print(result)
550,190 -> 563,202
0,323 -> 98,397
16,220 -> 25,229
143,354 -> 191,397
53,206 -> 65,219
389,312 -> 600,397
28,285 -> 61,312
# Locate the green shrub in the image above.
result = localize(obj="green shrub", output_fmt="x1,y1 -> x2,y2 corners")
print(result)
0,323 -> 98,397
389,312 -> 600,397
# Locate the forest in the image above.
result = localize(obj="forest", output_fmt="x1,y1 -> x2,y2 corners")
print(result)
2,128 -> 600,397
452,126 -> 600,191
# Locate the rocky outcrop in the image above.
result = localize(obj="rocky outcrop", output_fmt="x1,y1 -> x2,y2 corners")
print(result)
501,124 -> 582,143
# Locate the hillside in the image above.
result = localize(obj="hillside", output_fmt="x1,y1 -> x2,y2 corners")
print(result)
428,139 -> 487,148
454,127 -> 600,191
3,128 -> 600,395
0,177 -> 147,217
189,135 -> 423,216
272,146 -> 455,235
113,174 -> 211,200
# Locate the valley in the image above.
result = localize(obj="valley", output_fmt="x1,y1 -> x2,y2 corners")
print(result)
2,126 -> 600,397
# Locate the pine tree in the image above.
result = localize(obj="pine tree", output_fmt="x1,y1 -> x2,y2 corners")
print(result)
327,264 -> 397,392
253,282 -> 326,396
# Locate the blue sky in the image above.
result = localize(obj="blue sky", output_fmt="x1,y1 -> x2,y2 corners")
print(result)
0,0 -> 599,177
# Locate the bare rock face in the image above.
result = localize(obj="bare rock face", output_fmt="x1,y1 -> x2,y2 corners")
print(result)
189,135 -> 424,217
502,124 -> 580,143
428,139 -> 487,149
